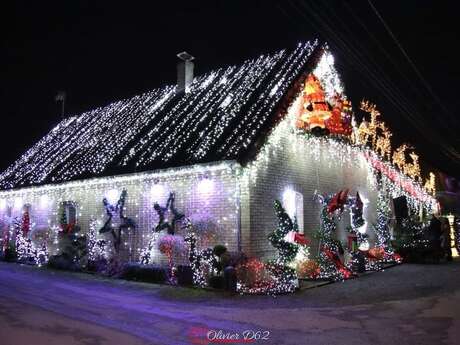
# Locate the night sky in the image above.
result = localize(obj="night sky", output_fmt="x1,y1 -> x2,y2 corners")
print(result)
2,1 -> 459,177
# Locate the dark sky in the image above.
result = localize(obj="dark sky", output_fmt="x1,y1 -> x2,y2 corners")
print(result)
2,0 -> 460,177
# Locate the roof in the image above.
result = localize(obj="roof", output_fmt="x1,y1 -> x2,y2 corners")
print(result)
0,41 -> 323,190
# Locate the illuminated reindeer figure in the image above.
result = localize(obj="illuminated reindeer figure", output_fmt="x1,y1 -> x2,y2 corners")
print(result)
424,172 -> 436,195
404,152 -> 421,181
184,220 -> 216,287
356,120 -> 371,145
359,100 -> 381,148
392,144 -> 410,171
375,122 -> 392,161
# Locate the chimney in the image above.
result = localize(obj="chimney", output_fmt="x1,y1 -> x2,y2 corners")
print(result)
177,51 -> 194,93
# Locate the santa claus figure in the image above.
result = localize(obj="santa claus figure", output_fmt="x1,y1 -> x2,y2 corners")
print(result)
297,74 -> 331,130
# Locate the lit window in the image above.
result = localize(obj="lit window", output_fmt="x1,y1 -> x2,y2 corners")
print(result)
282,189 -> 304,233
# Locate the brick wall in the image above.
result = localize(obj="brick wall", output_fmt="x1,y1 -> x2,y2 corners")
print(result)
0,162 -> 240,265
239,109 -> 378,259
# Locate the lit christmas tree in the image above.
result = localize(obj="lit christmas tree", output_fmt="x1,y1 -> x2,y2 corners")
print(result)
372,188 -> 402,263
87,219 -> 107,262
373,190 -> 392,249
15,210 -> 38,264
316,193 -> 352,280
265,200 -> 299,294
268,200 -> 299,265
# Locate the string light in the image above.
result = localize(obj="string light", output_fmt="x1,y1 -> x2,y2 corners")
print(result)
0,42 -> 437,290
424,172 -> 436,196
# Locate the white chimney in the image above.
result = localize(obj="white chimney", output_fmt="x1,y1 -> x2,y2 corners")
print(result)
177,51 -> 194,93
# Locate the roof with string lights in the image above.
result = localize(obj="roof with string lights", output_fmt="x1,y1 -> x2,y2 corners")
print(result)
0,41 -> 324,190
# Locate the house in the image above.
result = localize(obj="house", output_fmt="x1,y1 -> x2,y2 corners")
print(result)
0,41 -> 435,265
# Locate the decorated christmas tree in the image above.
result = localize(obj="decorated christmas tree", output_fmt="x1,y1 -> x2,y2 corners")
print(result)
15,210 -> 37,264
265,200 -> 299,294
268,200 -> 299,265
373,191 -> 392,249
87,219 -> 107,263
347,192 -> 369,250
372,188 -> 402,263
316,192 -> 352,280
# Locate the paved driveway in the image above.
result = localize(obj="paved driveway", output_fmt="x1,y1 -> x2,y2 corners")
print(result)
0,261 -> 459,345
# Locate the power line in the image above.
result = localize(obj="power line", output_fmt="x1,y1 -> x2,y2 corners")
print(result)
280,0 -> 460,172
367,0 -> 456,126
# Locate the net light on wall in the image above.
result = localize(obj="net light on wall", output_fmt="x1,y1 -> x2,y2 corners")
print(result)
150,182 -> 166,203
197,176 -> 214,196
39,194 -> 50,208
14,197 -> 23,209
105,189 -> 120,205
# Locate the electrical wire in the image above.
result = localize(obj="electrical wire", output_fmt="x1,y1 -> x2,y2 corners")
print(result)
281,0 -> 460,169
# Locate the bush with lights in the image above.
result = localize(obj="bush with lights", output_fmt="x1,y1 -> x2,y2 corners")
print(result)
158,234 -> 186,284
86,219 -> 108,272
393,217 -> 432,263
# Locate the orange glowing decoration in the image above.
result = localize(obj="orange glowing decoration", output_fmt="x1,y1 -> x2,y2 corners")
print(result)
297,74 -> 331,130
325,94 -> 353,135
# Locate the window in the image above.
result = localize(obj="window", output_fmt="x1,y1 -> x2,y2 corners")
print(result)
62,201 -> 77,224
282,189 -> 304,233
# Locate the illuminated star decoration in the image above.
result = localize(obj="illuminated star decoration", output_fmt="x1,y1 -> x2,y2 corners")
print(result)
99,189 -> 136,253
153,192 -> 185,235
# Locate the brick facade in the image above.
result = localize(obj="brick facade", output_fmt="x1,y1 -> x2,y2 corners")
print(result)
0,163 -> 240,264
239,103 -> 378,259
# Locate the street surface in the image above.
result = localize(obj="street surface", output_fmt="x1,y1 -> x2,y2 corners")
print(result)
0,261 -> 459,345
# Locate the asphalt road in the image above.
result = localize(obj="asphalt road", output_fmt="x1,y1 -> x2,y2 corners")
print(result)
0,261 -> 459,345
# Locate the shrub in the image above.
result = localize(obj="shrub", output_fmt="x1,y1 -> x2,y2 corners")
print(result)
209,275 -> 225,289
296,259 -> 320,279
176,265 -> 194,286
2,243 -> 17,262
236,258 -> 274,289
227,251 -> 248,268
213,245 -> 227,257
86,258 -> 108,273
120,263 -> 167,284
48,254 -> 79,271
